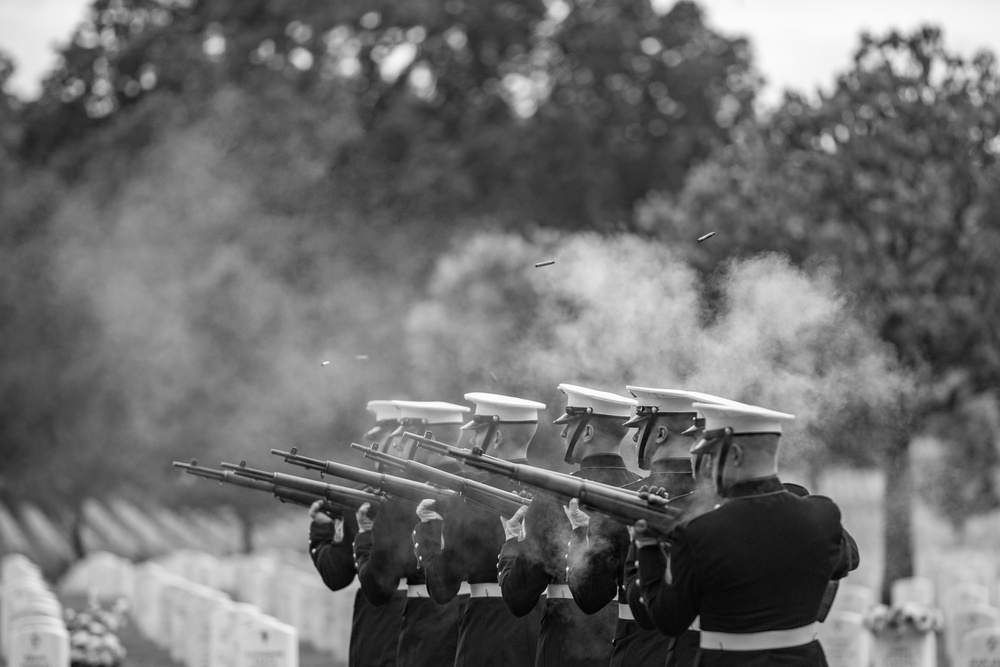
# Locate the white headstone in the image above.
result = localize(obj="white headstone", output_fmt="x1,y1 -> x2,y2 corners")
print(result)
831,583 -> 877,616
59,551 -> 135,601
943,583 -> 992,615
1,575 -> 51,660
235,615 -> 298,667
233,556 -> 277,611
268,564 -> 305,627
872,629 -> 936,667
819,610 -> 871,667
891,577 -> 935,607
947,604 -> 1000,665
7,619 -> 69,667
183,585 -> 229,667
209,600 -> 261,667
959,626 -> 1000,667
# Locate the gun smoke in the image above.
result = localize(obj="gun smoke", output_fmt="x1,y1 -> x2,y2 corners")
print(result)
409,232 -> 913,475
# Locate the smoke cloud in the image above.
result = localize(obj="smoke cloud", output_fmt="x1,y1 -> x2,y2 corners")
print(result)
409,232 -> 913,472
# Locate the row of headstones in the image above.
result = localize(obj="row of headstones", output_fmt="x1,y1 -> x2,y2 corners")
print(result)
0,554 -> 69,667
150,550 -> 357,660
819,576 -> 1000,667
59,549 -> 357,665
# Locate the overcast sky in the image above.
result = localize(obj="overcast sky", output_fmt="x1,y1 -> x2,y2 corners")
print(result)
3,0 -> 1000,107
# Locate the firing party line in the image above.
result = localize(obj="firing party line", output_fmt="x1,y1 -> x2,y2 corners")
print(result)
174,382 -> 859,667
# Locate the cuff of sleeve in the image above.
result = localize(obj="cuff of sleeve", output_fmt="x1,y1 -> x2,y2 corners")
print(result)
354,530 -> 374,551
310,521 -> 337,542
413,519 -> 444,562
500,537 -> 522,560
636,542 -> 668,584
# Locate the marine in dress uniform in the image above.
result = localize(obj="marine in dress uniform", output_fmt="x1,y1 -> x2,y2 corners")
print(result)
308,399 -> 405,667
412,393 -> 545,666
352,401 -> 470,667
617,388 -> 736,667
498,384 -> 638,667
634,402 -> 860,667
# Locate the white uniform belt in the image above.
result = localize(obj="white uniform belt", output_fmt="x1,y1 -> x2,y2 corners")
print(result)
406,584 -> 431,598
546,584 -> 573,599
458,581 -> 472,596
469,583 -> 502,598
700,623 -> 819,651
618,603 -> 635,621
690,616 -> 701,632
397,579 -> 408,591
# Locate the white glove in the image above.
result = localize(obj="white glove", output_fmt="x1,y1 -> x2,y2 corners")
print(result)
309,499 -> 334,525
356,503 -> 375,534
563,499 -> 590,530
501,505 -> 528,542
415,498 -> 444,523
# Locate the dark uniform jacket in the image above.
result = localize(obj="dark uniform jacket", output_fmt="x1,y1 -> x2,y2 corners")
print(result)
619,458 -> 711,667
310,505 -> 403,667
413,460 -> 541,667
353,465 -> 465,667
636,476 -> 860,667
498,454 -> 634,667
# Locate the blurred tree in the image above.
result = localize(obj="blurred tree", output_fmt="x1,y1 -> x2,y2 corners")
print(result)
918,393 -> 1000,541
638,26 -> 1000,600
20,0 -> 757,230
516,0 -> 758,227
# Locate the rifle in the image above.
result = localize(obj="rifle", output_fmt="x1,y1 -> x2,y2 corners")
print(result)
266,449 -> 460,506
403,431 -> 506,464
216,461 -> 389,516
426,447 -> 684,536
173,460 -> 346,518
349,442 -> 529,517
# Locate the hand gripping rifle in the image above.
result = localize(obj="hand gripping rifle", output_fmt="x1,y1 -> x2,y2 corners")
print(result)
349,442 -> 529,517
173,459 -> 346,519
268,449 -> 460,507
217,461 -> 389,517
413,441 -> 684,537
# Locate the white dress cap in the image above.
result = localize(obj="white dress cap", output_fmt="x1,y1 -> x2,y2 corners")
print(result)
691,402 -> 795,435
683,391 -> 752,410
555,383 -> 637,422
626,386 -> 704,414
366,400 -> 401,423
392,400 -> 471,425
461,392 -> 547,429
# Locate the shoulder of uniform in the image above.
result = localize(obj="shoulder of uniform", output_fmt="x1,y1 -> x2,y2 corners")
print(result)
679,503 -> 724,532
798,493 -> 843,517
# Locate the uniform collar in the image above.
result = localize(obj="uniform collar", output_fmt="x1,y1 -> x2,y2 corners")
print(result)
649,458 -> 693,474
579,453 -> 628,469
725,475 -> 784,499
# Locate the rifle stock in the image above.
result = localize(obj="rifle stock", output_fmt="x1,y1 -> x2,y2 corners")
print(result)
350,442 -> 529,517
266,451 -> 459,506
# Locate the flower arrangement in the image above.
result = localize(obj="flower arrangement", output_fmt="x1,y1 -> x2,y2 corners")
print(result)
863,602 -> 945,636
65,596 -> 129,667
